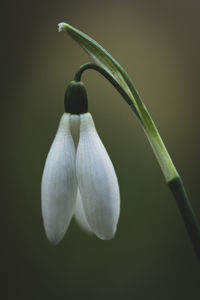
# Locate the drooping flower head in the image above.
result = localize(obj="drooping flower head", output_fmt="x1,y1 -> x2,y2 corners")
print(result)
42,81 -> 120,244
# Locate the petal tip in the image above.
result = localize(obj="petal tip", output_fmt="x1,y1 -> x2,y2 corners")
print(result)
43,224 -> 66,245
47,236 -> 62,246
94,224 -> 118,240
96,230 -> 116,241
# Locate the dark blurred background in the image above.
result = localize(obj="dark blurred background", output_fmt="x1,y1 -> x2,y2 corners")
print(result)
1,0 -> 200,299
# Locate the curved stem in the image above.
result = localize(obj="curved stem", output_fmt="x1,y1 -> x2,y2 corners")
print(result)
74,63 -> 142,122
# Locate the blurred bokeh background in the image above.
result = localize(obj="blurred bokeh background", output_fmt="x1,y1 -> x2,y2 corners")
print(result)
1,0 -> 200,299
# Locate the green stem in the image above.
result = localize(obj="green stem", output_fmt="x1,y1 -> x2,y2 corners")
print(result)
168,178 -> 200,261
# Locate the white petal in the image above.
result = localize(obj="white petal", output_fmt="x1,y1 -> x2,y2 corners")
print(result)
41,113 -> 77,244
74,189 -> 92,234
76,113 -> 120,240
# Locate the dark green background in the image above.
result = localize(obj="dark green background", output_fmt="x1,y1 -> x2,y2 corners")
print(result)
2,0 -> 200,299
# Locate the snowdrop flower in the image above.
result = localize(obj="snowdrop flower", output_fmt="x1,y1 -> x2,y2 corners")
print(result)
41,81 -> 120,244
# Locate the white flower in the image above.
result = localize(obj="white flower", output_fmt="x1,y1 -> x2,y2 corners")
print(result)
41,111 -> 120,244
